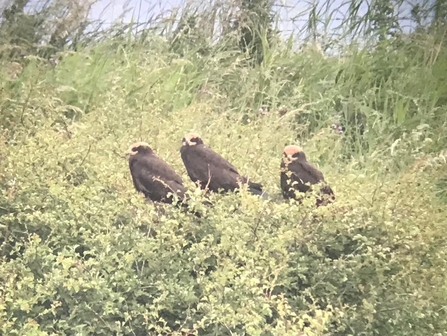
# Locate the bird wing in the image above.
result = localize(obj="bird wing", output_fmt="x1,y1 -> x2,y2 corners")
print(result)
131,155 -> 186,198
145,155 -> 185,186
291,160 -> 325,185
197,145 -> 245,189
197,144 -> 240,175
181,144 -> 242,191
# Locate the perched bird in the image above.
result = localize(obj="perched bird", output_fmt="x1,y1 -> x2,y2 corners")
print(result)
180,133 -> 266,197
126,142 -> 188,204
280,145 -> 335,206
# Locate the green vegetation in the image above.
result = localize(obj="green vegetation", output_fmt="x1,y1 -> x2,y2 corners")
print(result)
1,0 -> 447,335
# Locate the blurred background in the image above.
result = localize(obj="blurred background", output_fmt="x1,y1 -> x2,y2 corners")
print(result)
0,0 -> 442,60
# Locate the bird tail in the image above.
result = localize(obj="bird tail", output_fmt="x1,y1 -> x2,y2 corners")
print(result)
248,181 -> 269,199
247,181 -> 263,193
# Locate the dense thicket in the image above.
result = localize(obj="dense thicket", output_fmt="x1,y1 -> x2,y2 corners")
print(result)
1,0 -> 447,335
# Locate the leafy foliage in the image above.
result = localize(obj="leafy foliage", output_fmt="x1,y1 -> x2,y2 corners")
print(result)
1,0 -> 447,335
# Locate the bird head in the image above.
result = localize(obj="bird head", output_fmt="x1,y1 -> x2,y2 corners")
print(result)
283,145 -> 306,162
182,133 -> 204,147
126,142 -> 153,156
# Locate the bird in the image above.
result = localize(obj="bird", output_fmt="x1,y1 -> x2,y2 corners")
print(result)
280,145 -> 335,206
127,142 -> 187,204
180,133 -> 266,197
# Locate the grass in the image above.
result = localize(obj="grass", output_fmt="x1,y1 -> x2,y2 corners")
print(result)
0,21 -> 447,335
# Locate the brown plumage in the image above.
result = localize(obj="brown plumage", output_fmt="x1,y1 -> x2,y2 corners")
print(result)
280,145 -> 335,206
126,142 -> 187,204
180,133 -> 266,197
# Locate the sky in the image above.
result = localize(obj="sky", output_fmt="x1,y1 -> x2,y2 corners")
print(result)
89,0 -> 421,34
87,0 -> 368,37
17,0 -> 428,41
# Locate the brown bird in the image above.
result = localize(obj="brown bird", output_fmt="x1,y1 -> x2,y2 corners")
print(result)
126,142 -> 188,205
280,145 -> 335,206
180,133 -> 267,197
